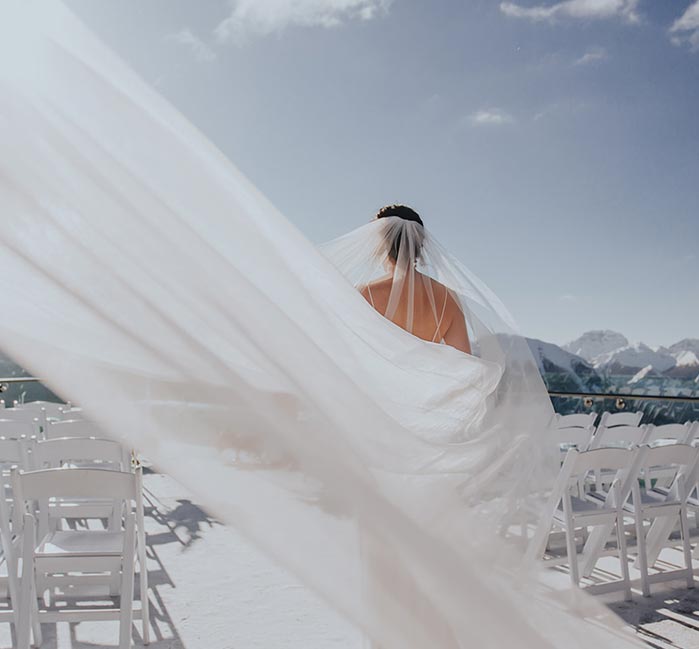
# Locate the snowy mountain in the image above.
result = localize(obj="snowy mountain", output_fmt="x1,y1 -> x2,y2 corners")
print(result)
592,342 -> 677,374
669,339 -> 699,357
563,330 -> 629,362
561,332 -> 699,380
526,337 -> 602,391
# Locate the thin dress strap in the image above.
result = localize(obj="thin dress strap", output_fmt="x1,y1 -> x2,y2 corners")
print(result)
366,284 -> 376,309
431,288 -> 449,343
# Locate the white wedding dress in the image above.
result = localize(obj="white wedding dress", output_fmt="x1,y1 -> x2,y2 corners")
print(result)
0,2 -> 642,647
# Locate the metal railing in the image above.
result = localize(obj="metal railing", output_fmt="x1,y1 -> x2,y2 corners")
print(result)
2,378 -> 697,422
548,390 -> 699,405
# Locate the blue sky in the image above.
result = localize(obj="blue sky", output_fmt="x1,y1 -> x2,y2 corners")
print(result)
65,0 -> 699,347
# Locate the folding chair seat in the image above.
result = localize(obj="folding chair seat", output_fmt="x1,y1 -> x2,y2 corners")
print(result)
12,467 -> 149,649
624,444 -> 699,596
526,446 -> 643,599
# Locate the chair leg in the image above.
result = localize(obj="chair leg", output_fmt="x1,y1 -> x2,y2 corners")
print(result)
634,513 -> 650,597
692,509 -> 699,559
616,514 -> 632,601
139,535 -> 150,644
565,525 -> 580,586
119,513 -> 136,649
679,506 -> 695,590
30,572 -> 42,648
17,515 -> 35,649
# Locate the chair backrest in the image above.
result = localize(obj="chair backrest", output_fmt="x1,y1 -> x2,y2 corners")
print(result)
45,418 -> 102,439
2,407 -> 46,423
558,446 -> 644,505
638,444 -> 699,497
32,437 -> 128,471
15,401 -> 66,417
589,424 -> 649,449
12,467 -> 139,503
0,419 -> 35,440
598,410 -> 643,428
557,426 -> 594,451
644,423 -> 693,446
556,412 -> 597,429
567,446 -> 639,475
59,407 -> 85,421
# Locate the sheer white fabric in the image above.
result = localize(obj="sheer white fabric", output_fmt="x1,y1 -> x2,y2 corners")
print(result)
0,2 -> 641,647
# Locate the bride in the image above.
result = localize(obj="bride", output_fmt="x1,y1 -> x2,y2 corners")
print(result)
0,3 -> 642,648
357,205 -> 471,354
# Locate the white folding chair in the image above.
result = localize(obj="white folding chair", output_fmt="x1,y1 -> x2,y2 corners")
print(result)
0,479 -> 26,635
12,467 -> 149,649
598,410 -> 643,429
0,437 -> 31,612
527,446 -> 643,599
585,423 -> 648,492
45,418 -> 103,439
625,444 -> 698,596
577,425 -> 650,577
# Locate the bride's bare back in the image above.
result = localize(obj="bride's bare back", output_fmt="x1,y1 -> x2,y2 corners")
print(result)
361,272 -> 472,354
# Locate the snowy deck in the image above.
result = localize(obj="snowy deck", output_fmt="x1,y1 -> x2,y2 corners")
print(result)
3,468 -> 699,649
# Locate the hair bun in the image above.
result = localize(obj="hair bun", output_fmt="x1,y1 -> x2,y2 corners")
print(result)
375,204 -> 423,227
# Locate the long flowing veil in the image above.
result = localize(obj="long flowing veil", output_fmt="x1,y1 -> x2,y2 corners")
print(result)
321,214 -> 559,527
0,2 -> 642,647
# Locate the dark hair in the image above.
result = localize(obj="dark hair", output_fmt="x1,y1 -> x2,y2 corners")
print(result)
375,204 -> 424,262
375,204 -> 423,227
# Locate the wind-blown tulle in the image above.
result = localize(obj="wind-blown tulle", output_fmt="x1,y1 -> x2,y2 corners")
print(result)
0,2 -> 641,647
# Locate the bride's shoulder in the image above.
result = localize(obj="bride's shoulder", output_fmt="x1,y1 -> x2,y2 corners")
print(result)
360,276 -> 393,292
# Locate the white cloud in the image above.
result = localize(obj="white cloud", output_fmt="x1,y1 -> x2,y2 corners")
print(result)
168,29 -> 217,62
574,45 -> 608,65
468,108 -> 515,126
215,0 -> 392,43
670,1 -> 699,52
500,0 -> 640,24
